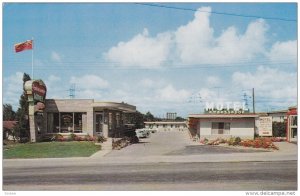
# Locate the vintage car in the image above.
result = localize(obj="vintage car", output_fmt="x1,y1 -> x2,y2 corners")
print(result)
135,129 -> 151,138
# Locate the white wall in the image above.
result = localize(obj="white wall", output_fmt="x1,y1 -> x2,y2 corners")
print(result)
145,123 -> 187,132
198,118 -> 255,140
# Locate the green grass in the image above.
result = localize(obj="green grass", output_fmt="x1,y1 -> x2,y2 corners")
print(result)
3,141 -> 101,159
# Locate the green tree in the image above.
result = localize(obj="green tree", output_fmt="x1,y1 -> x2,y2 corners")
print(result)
273,121 -> 286,137
125,111 -> 145,129
175,116 -> 186,121
3,104 -> 16,120
144,111 -> 155,121
14,73 -> 31,141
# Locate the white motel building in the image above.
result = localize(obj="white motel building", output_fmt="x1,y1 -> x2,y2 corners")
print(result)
188,113 -> 258,140
144,121 -> 188,132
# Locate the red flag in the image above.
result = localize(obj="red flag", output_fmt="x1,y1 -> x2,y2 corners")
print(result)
14,40 -> 33,53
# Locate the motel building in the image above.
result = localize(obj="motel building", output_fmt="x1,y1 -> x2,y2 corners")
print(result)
188,108 -> 258,140
24,79 -> 137,142
144,121 -> 188,132
43,99 -> 136,139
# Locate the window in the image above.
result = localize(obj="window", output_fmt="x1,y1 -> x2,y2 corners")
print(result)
60,113 -> 73,133
116,113 -> 120,128
47,112 -> 86,133
212,122 -> 230,135
291,116 -> 297,127
74,113 -> 86,133
108,112 -> 112,130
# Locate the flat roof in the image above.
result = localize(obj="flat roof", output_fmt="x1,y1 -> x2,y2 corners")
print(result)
189,114 -> 258,118
267,110 -> 288,114
145,121 -> 186,124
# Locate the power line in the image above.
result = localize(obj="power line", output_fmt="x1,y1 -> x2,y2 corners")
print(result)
135,3 -> 297,22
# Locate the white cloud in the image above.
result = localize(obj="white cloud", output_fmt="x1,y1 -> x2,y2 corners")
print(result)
140,78 -> 155,88
70,74 -> 109,90
155,84 -> 191,102
104,6 -> 272,68
51,51 -> 62,62
267,40 -> 297,64
3,72 -> 24,109
48,75 -> 61,82
232,66 -> 297,107
104,28 -> 172,68
175,7 -> 268,64
206,76 -> 221,86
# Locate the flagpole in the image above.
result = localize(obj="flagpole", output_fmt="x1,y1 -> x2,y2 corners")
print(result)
31,37 -> 34,79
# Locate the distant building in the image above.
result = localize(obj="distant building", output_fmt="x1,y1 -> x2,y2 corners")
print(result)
166,112 -> 177,120
267,110 -> 287,122
145,121 -> 187,132
3,121 -> 18,140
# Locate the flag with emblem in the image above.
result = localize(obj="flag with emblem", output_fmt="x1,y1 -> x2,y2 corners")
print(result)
14,40 -> 33,53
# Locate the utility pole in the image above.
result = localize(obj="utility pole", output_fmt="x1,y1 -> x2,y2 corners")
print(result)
252,88 -> 255,113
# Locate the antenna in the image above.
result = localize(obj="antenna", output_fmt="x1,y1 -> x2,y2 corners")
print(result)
68,83 -> 76,99
243,92 -> 249,109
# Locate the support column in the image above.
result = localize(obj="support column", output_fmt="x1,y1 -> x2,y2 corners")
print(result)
28,93 -> 37,142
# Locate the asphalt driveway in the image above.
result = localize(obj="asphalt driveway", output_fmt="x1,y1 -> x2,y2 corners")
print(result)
166,145 -> 271,156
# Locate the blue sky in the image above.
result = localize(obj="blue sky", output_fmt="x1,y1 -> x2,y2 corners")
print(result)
2,3 -> 297,117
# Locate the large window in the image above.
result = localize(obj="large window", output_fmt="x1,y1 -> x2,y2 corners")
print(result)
47,112 -> 86,133
212,122 -> 230,135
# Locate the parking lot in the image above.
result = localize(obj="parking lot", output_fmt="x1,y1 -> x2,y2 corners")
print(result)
106,131 -> 192,157
106,131 -> 274,158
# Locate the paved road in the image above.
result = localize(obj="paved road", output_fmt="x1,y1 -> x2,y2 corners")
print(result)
3,161 -> 297,191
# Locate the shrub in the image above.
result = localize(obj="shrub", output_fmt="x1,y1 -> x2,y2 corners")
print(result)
200,138 -> 209,144
68,133 -> 76,141
227,137 -> 236,146
96,136 -> 107,143
55,134 -> 64,142
234,137 -> 241,144
84,134 -> 95,142
273,122 -> 286,137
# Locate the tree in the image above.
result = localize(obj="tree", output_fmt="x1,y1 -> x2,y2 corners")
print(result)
144,111 -> 155,121
273,121 -> 286,137
3,104 -> 16,120
14,73 -> 31,141
125,111 -> 145,129
175,116 -> 186,121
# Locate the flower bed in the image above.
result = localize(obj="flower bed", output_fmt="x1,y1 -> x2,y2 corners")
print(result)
200,137 -> 279,150
53,134 -> 106,143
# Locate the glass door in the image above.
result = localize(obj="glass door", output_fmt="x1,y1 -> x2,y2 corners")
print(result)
95,113 -> 104,135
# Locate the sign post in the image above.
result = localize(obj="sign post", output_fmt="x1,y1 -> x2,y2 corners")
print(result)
24,80 -> 47,142
258,116 -> 273,136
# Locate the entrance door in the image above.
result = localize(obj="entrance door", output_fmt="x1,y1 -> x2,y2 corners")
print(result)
95,113 -> 104,135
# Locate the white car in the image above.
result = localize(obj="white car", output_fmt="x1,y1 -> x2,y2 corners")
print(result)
135,129 -> 150,138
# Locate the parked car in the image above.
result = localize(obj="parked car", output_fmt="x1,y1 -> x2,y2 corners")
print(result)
135,129 -> 150,138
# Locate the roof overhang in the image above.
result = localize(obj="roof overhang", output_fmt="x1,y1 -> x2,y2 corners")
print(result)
92,101 -> 136,113
188,114 -> 258,118
145,121 -> 187,125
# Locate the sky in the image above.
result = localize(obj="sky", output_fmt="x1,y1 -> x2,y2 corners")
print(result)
2,3 -> 297,117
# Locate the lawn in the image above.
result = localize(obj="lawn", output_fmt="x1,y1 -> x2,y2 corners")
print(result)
3,141 -> 101,159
